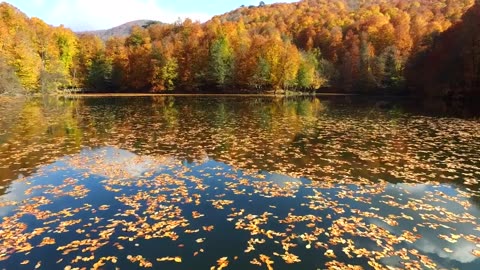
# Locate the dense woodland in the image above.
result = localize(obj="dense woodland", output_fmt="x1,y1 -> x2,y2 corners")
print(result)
0,0 -> 479,97
406,1 -> 480,97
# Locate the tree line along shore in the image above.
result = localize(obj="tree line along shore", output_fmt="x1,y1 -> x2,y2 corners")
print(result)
1,0 -> 479,98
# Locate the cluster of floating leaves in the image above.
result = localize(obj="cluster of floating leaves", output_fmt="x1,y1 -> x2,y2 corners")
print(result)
1,146 -> 479,269
0,97 -> 479,269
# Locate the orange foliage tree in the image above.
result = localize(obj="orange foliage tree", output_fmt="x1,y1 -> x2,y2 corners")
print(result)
0,0 -> 476,95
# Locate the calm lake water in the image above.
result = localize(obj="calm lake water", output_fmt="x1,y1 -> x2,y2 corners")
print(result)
0,96 -> 479,270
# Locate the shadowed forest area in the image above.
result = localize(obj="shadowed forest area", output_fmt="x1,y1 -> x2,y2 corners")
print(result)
0,0 -> 479,97
406,1 -> 480,98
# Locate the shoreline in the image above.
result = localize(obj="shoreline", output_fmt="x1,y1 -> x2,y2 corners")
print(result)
55,92 -> 360,98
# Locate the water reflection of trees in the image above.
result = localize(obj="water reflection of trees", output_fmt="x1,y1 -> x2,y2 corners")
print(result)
0,97 -> 84,195
0,96 -> 478,205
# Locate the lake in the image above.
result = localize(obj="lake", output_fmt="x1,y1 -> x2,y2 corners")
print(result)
0,96 -> 479,270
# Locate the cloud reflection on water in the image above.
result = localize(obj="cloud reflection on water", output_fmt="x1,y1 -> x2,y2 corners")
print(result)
0,146 -> 478,269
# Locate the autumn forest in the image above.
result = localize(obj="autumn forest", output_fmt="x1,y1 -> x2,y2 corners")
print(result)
1,1 -> 480,269
0,0 -> 479,97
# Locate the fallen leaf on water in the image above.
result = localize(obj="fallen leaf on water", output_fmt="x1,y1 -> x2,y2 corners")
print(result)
213,257 -> 229,270
281,252 -> 301,264
325,249 -> 336,258
203,225 -> 214,232
472,250 -> 480,257
260,254 -> 274,270
250,258 -> 262,266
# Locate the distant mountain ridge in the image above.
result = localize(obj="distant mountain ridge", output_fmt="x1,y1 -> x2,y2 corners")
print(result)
73,0 -> 370,41
79,20 -> 162,40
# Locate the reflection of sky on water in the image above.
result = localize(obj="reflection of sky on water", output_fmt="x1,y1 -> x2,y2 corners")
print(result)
267,173 -> 303,186
0,147 -> 171,216
379,183 -> 480,265
0,180 -> 29,216
68,147 -> 175,178
0,147 -> 478,269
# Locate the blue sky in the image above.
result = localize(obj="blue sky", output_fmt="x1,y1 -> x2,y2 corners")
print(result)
3,0 -> 297,31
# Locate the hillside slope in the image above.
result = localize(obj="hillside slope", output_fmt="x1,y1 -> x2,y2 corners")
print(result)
80,20 -> 161,41
1,0 -> 478,96
0,2 -> 78,93
71,0 -> 476,93
206,0 -> 475,92
406,1 -> 480,97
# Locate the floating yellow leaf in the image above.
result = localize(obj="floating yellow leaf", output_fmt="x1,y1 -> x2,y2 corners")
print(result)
325,249 -> 336,258
472,250 -> 480,257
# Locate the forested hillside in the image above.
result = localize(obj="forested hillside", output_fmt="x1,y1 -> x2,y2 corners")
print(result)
406,0 -> 480,97
80,20 -> 162,41
0,3 -> 77,94
0,0 -> 478,96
